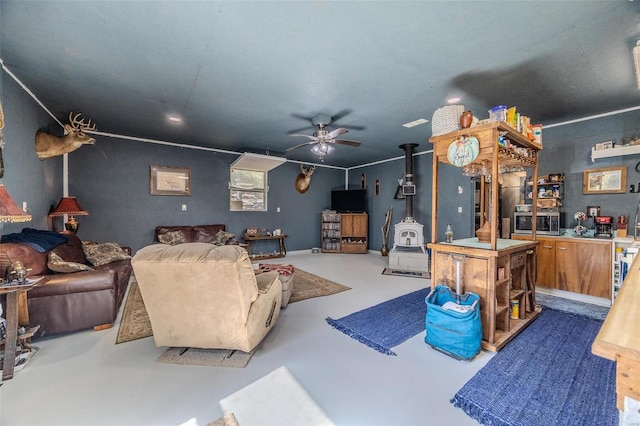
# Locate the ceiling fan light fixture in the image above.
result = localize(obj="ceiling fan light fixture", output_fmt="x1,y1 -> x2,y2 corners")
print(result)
311,143 -> 334,156
634,40 -> 640,89
447,97 -> 462,104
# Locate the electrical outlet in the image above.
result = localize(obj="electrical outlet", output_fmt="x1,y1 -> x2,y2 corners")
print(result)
277,207 -> 281,212
181,204 -> 187,211
458,186 -> 463,194
22,201 -> 28,212
458,206 -> 463,213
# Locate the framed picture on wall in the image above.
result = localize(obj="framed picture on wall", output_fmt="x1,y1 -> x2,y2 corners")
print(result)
583,166 -> 626,194
587,206 -> 601,217
150,165 -> 191,196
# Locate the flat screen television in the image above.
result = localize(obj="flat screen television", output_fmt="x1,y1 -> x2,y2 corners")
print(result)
331,189 -> 367,213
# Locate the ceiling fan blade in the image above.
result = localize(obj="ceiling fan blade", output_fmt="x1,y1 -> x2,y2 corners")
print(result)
326,128 -> 348,139
333,139 -> 362,147
289,133 -> 319,141
339,124 -> 366,131
287,141 -> 318,152
330,109 -> 352,123
291,113 -> 313,121
330,110 -> 366,130
288,125 -> 317,134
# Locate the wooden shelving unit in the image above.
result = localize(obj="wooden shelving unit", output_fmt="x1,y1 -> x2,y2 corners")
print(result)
243,234 -> 287,260
321,212 -> 367,253
427,121 -> 542,352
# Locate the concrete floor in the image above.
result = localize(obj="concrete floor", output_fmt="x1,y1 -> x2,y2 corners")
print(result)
1,252 -> 494,426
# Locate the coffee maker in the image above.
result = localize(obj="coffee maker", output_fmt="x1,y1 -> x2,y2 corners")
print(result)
594,216 -> 613,238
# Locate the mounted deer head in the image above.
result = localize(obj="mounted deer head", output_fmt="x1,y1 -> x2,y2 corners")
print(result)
35,112 -> 96,160
295,164 -> 315,194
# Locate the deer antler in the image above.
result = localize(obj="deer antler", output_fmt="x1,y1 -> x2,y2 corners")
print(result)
69,112 -> 97,131
301,164 -> 315,177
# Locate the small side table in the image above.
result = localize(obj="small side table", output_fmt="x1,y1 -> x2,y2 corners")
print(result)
1,277 -> 45,380
243,234 -> 287,260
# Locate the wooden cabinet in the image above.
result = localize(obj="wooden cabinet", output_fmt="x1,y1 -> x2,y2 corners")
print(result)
321,212 -> 368,254
513,235 -> 556,288
556,239 -> 610,298
536,238 -> 556,288
513,235 -> 612,299
429,239 -> 537,352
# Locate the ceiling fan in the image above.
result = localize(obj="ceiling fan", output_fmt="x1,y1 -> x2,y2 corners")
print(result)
286,113 -> 362,159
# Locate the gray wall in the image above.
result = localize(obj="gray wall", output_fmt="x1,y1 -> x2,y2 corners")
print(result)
68,137 -> 344,253
4,61 -> 639,254
0,72 -> 62,235
536,109 -> 640,230
352,145 -> 475,252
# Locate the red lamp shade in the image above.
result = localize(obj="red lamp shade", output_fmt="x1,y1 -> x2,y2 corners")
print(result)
49,197 -> 88,233
0,184 -> 32,223
49,197 -> 88,217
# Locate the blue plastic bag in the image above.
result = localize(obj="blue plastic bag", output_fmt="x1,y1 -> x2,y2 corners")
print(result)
425,285 -> 482,360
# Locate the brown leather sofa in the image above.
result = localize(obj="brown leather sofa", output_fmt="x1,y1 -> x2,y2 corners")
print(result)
0,231 -> 132,338
154,224 -> 238,245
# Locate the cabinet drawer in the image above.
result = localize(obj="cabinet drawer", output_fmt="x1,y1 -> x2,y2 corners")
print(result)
511,252 -> 527,269
341,243 -> 367,253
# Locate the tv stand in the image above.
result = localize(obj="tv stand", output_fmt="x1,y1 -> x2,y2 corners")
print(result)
321,212 -> 368,253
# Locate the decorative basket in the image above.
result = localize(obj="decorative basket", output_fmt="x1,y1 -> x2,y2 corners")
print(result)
432,105 -> 465,136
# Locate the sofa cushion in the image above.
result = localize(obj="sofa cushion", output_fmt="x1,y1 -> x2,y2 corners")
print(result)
157,230 -> 187,245
192,225 -> 227,243
47,252 -> 95,273
0,243 -> 48,276
82,242 -> 132,267
51,232 -> 87,264
212,230 -> 236,246
155,226 -> 194,243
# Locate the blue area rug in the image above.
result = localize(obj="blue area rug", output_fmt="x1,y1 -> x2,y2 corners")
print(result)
326,288 -> 428,356
451,308 -> 618,426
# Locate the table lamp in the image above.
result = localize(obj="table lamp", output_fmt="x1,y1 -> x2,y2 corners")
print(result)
49,196 -> 88,233
0,184 -> 32,223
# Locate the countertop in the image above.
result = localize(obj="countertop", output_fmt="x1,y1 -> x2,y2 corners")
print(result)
513,230 -> 632,242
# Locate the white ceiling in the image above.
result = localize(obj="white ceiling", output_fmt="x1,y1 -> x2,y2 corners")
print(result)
1,1 -> 639,167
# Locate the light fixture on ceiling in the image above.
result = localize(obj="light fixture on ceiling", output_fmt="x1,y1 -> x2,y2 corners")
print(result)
311,142 -> 334,159
634,40 -> 640,89
167,114 -> 183,123
447,97 -> 461,104
402,118 -> 429,128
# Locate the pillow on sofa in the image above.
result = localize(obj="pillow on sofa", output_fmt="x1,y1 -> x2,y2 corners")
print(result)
158,230 -> 187,245
212,230 -> 235,246
82,242 -> 132,267
47,252 -> 94,273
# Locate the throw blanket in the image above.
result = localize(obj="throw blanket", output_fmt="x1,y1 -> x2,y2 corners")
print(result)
255,263 -> 295,276
1,228 -> 68,253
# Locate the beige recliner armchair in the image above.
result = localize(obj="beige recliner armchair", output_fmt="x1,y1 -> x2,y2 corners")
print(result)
131,243 -> 282,352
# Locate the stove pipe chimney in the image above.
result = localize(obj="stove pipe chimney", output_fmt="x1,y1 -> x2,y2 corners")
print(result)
399,143 -> 419,220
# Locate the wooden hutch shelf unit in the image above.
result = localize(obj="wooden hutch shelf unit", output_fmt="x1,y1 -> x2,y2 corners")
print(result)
321,212 -> 368,254
428,121 -> 542,352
